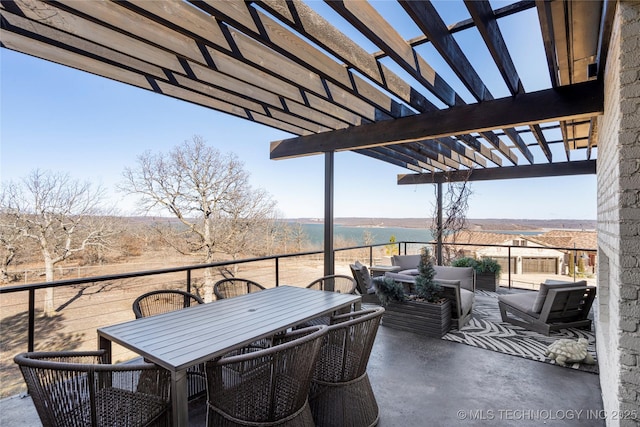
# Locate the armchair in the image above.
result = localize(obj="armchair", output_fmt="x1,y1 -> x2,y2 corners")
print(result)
498,280 -> 596,335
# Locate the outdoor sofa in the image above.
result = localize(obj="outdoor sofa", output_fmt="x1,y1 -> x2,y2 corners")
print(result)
385,257 -> 476,330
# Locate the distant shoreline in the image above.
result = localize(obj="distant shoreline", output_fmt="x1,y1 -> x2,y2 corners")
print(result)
287,217 -> 597,231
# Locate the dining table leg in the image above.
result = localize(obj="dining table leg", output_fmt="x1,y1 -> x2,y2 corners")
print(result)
172,369 -> 189,426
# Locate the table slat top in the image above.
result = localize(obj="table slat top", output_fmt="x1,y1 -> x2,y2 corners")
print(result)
98,285 -> 360,370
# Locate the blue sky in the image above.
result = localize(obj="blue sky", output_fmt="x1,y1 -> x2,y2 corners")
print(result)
0,2 -> 596,220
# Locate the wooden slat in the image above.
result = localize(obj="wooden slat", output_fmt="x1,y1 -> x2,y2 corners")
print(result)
456,135 -> 503,166
397,160 -> 597,185
318,0 -> 522,167
0,8 -> 333,136
371,146 -> 447,172
400,0 -> 535,164
326,0 -> 459,107
354,149 -> 426,173
437,138 -> 487,168
122,0 -> 391,123
256,0 -> 438,114
400,0 -> 487,103
21,0 -> 378,132
403,1 -> 536,51
478,131 -> 519,165
270,80 -> 603,159
536,0 -> 560,87
192,0 -> 408,119
464,0 -> 523,95
254,0 -> 490,169
1,0 -> 605,174
530,124 -> 553,162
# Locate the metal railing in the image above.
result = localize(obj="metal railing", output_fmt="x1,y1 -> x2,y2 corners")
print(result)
0,240 -> 596,398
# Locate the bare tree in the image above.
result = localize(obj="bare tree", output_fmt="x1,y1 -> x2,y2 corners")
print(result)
430,172 -> 473,264
1,170 -> 115,315
120,135 -> 278,301
0,183 -> 25,282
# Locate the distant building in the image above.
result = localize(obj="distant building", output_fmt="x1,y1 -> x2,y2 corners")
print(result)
445,230 -> 597,275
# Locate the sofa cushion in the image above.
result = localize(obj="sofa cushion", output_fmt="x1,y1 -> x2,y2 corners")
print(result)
433,265 -> 475,292
384,271 -> 416,283
398,268 -> 419,276
435,279 -> 474,317
499,292 -> 540,318
459,288 -> 474,317
391,255 -> 421,270
353,261 -> 375,294
531,280 -> 588,313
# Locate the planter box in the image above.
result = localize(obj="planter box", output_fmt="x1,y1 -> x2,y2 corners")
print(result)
382,299 -> 452,338
476,273 -> 498,292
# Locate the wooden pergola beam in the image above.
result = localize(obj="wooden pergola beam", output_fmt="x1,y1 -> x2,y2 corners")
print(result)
270,80 -> 603,159
397,160 -> 596,185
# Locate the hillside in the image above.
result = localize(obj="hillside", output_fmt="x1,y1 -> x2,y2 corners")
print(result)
290,217 -> 596,231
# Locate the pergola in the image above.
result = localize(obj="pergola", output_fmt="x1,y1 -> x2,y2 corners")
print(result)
0,0 -> 609,270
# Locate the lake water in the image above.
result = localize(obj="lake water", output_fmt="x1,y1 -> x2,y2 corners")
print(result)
301,224 -> 433,246
299,223 -> 542,247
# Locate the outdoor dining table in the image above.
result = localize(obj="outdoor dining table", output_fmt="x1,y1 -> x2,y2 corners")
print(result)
97,285 -> 362,426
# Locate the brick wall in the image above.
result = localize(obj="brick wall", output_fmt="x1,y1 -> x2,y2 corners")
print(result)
597,2 -> 640,425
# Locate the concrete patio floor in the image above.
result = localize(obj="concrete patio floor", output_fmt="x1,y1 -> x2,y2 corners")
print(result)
0,321 -> 604,427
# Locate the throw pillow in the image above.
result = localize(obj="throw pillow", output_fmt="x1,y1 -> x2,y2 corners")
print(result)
532,280 -> 588,313
361,265 -> 373,292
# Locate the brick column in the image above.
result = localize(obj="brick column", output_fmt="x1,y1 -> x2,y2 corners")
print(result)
597,2 -> 640,425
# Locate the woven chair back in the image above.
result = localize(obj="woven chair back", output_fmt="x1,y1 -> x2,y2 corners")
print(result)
205,325 -> 328,426
306,274 -> 357,294
132,289 -> 204,319
213,278 -> 266,300
315,307 -> 385,382
14,350 -> 170,427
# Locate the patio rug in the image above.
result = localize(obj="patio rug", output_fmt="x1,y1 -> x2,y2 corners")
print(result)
442,290 -> 598,374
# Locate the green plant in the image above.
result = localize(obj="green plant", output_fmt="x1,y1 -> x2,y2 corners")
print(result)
372,276 -> 406,306
451,256 -> 501,279
414,248 -> 443,303
476,257 -> 502,278
451,256 -> 478,270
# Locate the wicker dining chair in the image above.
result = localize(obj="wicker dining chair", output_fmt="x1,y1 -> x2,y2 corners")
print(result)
309,307 -> 385,427
14,350 -> 171,427
132,289 -> 204,319
132,289 -> 206,400
306,274 -> 358,294
213,278 -> 266,300
205,325 -> 328,427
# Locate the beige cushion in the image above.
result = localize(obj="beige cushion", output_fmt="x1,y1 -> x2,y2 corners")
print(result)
391,255 -> 421,270
499,292 -> 540,318
384,271 -> 416,283
435,279 -> 474,317
459,288 -> 474,316
433,265 -> 475,292
531,280 -> 588,313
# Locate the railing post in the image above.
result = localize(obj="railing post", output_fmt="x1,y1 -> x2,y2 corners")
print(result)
275,257 -> 280,287
573,243 -> 578,281
28,288 -> 35,352
508,246 -> 512,289
369,246 -> 373,266
186,270 -> 192,294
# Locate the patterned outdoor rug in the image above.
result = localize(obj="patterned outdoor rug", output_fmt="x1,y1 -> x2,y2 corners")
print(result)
442,290 -> 598,374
